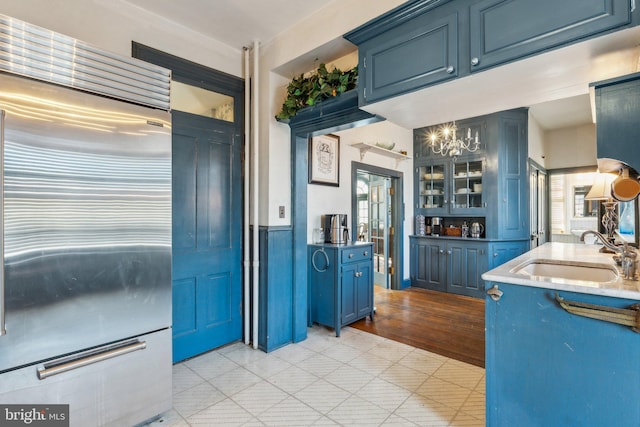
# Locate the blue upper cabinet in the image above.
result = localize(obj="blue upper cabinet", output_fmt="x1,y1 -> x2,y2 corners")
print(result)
344,0 -> 636,105
591,72 -> 640,175
360,9 -> 458,104
469,0 -> 632,72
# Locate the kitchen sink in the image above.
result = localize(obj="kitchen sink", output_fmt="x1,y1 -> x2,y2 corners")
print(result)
511,259 -> 619,283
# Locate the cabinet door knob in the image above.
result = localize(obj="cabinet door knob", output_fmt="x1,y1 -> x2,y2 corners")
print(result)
471,57 -> 480,66
446,250 -> 452,255
446,65 -> 455,74
493,253 -> 498,257
439,249 -> 444,254
349,253 -> 353,258
364,251 -> 368,256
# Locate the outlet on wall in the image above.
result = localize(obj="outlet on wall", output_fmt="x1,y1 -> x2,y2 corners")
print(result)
279,206 -> 285,218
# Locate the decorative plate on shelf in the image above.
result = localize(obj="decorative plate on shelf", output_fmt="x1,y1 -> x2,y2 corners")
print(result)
375,142 -> 395,150
424,173 -> 444,180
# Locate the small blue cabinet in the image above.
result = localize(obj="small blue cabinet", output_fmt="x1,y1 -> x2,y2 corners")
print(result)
485,282 -> 640,426
360,8 -> 458,104
308,243 -> 374,336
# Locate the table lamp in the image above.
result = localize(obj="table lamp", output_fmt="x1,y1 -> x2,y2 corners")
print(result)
585,172 -> 618,252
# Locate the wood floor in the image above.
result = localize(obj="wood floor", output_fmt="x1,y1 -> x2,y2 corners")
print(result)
351,286 -> 485,368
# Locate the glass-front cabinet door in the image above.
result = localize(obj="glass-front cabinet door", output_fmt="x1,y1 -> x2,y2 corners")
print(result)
417,162 -> 448,215
451,158 -> 485,214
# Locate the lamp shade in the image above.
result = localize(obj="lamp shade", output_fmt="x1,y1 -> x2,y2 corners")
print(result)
585,173 -> 617,200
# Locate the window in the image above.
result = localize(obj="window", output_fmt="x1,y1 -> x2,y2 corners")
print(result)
549,170 -> 599,242
170,80 -> 234,121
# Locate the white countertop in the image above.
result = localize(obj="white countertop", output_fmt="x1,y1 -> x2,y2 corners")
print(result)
482,242 -> 640,299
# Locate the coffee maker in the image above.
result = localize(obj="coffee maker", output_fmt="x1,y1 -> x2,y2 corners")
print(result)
323,214 -> 349,244
431,217 -> 443,236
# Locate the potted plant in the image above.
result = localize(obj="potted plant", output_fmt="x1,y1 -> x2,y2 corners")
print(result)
276,63 -> 358,121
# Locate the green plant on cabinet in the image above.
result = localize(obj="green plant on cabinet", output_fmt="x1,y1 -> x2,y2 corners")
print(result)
276,63 -> 358,120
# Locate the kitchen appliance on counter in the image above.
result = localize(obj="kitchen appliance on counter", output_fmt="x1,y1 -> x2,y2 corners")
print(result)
0,15 -> 172,426
470,222 -> 485,238
323,214 -> 349,244
431,217 -> 443,236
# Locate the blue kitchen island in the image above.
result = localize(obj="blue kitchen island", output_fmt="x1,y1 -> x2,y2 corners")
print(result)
482,242 -> 640,427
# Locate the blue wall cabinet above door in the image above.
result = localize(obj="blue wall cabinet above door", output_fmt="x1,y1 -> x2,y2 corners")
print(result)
469,0 -> 632,72
358,8 -> 459,104
345,0 -> 636,104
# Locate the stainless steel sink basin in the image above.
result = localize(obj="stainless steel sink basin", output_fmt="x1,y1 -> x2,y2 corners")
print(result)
511,259 -> 619,284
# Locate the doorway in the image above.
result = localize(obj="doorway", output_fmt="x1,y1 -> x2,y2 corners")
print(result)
132,43 -> 244,363
529,159 -> 548,249
352,162 -> 403,290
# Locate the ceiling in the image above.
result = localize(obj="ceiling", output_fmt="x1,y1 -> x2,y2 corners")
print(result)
122,0 -> 334,50
122,0 -> 637,131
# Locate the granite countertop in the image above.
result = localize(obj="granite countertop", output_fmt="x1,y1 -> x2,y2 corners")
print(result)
482,242 -> 640,299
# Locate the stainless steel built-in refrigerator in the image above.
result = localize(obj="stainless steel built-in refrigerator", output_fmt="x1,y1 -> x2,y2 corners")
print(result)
0,15 -> 172,426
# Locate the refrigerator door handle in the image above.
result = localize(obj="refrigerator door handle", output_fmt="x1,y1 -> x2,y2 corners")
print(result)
0,109 -> 4,337
37,340 -> 147,380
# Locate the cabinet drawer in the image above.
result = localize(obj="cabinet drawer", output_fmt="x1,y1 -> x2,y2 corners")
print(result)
342,247 -> 372,263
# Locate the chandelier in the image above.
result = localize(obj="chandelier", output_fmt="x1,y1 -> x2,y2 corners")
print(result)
427,122 -> 480,157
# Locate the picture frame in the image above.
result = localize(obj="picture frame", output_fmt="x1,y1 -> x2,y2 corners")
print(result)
308,134 -> 340,186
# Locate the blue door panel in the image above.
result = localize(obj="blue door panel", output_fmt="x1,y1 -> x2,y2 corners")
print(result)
202,273 -> 232,327
172,277 -> 197,337
204,140 -> 232,249
172,134 -> 197,250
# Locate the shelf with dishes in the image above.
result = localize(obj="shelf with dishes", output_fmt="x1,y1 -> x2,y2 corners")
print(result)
351,142 -> 411,167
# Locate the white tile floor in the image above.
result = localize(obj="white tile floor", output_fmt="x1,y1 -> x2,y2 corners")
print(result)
147,326 -> 485,426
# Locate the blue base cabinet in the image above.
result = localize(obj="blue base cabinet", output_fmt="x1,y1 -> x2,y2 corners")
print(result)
410,237 -> 527,298
308,243 -> 374,336
485,282 -> 640,426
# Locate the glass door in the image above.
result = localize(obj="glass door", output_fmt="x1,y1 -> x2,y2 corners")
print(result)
451,159 -> 485,213
418,162 -> 448,215
370,176 -> 390,288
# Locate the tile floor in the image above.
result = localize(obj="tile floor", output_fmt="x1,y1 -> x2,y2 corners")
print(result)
148,326 -> 485,426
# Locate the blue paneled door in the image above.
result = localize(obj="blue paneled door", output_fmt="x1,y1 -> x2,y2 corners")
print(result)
171,110 -> 242,363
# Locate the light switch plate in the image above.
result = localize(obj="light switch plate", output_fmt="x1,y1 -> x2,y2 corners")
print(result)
279,206 -> 285,218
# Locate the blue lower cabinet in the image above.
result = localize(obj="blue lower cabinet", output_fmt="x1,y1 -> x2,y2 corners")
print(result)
410,237 -> 528,298
485,282 -> 640,426
488,240 -> 529,269
308,243 -> 374,336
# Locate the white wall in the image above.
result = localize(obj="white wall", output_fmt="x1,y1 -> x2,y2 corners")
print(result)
2,0 -> 242,77
528,113 -> 546,168
307,121 -> 413,280
259,0 -> 407,226
544,123 -> 597,169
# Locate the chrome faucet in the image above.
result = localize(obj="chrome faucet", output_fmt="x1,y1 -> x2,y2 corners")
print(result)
580,230 -> 637,280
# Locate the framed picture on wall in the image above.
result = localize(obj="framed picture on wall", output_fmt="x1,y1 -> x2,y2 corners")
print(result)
308,134 -> 340,186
